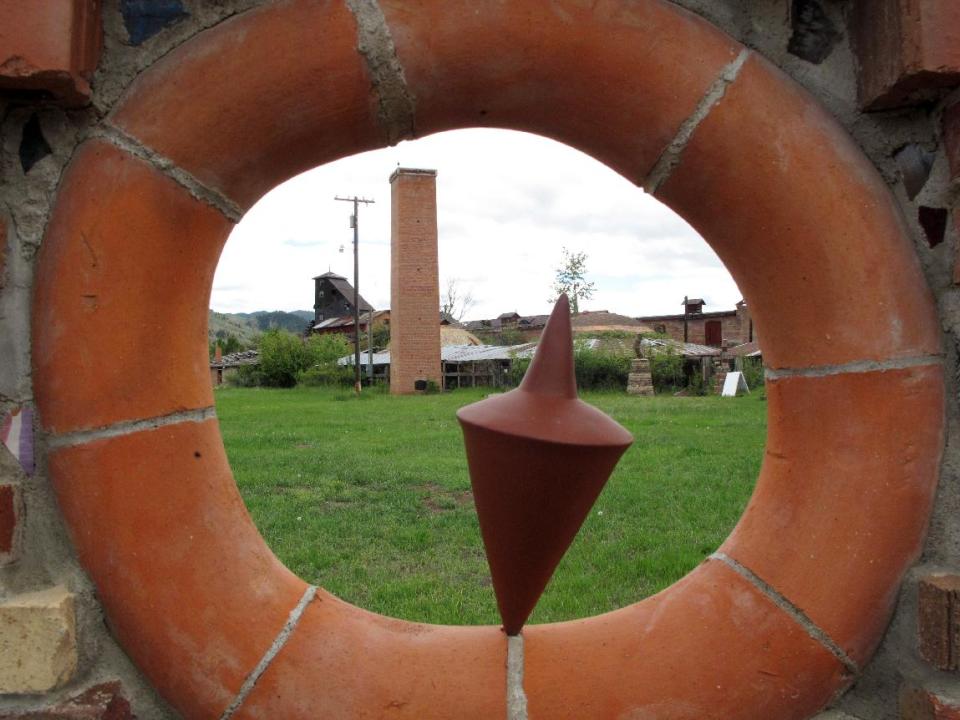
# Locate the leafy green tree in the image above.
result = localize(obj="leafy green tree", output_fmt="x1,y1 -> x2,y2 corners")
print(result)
306,333 -> 351,366
300,333 -> 353,387
550,247 -> 595,314
257,329 -> 311,387
371,325 -> 390,351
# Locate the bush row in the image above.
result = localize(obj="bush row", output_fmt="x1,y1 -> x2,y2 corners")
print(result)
230,330 -> 354,388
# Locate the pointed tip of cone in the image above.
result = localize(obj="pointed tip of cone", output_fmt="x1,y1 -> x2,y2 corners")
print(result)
520,295 -> 576,398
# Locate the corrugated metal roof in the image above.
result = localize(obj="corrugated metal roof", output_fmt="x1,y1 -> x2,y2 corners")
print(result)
639,337 -> 720,358
724,340 -> 762,357
338,343 -> 536,366
442,343 -> 536,362
313,317 -> 344,329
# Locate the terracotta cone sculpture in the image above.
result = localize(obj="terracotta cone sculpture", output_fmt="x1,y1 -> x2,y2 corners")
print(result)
457,295 -> 634,635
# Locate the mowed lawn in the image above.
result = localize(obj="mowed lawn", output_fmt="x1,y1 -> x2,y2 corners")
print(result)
215,386 -> 767,626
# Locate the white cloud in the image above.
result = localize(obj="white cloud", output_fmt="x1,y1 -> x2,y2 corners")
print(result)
212,128 -> 743,319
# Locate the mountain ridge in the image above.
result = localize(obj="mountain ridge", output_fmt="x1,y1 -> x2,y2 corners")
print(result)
209,309 -> 314,347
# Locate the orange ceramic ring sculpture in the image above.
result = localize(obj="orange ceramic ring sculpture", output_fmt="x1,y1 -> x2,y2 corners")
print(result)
33,1 -> 943,718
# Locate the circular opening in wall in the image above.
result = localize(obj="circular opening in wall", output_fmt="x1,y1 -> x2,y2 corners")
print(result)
211,128 -> 766,626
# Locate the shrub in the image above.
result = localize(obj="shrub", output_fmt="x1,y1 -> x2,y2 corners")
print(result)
506,355 -> 531,387
257,329 -> 311,387
687,367 -> 708,396
505,344 -> 629,391
306,333 -> 351,366
228,364 -> 264,388
648,349 -> 685,393
299,365 -> 354,387
573,342 -> 630,391
299,333 -> 353,386
371,325 -> 390,350
740,357 -> 765,391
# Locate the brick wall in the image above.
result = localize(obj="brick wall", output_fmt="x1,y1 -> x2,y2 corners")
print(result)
389,168 -> 441,394
650,312 -> 746,347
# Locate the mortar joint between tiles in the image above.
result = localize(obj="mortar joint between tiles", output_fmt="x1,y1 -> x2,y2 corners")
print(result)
764,354 -> 943,380
507,634 -> 528,720
46,406 -> 217,450
644,47 -> 751,195
90,124 -> 244,222
219,585 -> 319,720
345,0 -> 417,145
710,552 -> 860,676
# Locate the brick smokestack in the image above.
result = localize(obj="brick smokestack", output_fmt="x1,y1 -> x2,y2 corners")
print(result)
389,168 -> 441,394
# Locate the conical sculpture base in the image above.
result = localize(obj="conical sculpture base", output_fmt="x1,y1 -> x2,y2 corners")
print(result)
457,295 -> 634,635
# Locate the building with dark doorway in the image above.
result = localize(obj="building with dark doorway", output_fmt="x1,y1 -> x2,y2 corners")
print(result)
638,297 -> 753,348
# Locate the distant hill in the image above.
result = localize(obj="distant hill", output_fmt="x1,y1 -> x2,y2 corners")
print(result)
208,310 -> 313,347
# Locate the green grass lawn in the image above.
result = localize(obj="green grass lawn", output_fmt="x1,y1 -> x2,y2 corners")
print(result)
215,386 -> 766,626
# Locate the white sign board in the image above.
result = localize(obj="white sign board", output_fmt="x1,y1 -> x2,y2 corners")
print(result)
722,371 -> 750,397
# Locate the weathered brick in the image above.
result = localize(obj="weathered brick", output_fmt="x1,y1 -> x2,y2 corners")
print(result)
0,1 -> 102,106
901,683 -> 960,719
0,587 -> 77,693
852,0 -> 960,110
0,681 -> 133,719
0,482 -> 22,565
918,574 -> 960,671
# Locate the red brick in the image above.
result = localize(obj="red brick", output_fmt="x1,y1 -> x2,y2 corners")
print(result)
48,419 -> 307,720
233,593 -> 505,720
945,101 -> 960,183
0,1 -> 101,106
720,366 -> 944,667
852,0 -> 960,110
389,169 -> 441,394
33,140 -> 231,435
382,0 -> 741,185
111,0 -> 381,209
0,681 -> 133,719
657,53 -> 941,370
0,483 -> 20,564
918,574 -> 960,671
901,684 -> 960,719
524,561 -> 848,719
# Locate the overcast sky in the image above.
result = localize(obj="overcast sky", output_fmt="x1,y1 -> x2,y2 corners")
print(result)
212,128 -> 743,321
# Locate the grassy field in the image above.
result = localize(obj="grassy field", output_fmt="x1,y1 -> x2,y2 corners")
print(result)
215,386 -> 766,626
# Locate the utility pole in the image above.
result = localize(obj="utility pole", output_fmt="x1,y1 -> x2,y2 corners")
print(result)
335,195 -> 375,395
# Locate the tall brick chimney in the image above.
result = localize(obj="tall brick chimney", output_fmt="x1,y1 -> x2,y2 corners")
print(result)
389,168 -> 441,394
